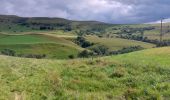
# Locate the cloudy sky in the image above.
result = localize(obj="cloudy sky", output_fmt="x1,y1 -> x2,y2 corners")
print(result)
0,0 -> 170,24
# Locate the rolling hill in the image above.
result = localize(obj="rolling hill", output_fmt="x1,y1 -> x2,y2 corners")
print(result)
0,47 -> 169,99
0,15 -> 111,33
0,33 -> 83,59
0,15 -> 169,99
86,35 -> 155,51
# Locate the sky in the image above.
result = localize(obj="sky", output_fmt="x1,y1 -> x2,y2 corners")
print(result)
0,0 -> 170,24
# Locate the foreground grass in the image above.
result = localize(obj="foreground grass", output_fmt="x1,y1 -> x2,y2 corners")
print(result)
0,47 -> 170,99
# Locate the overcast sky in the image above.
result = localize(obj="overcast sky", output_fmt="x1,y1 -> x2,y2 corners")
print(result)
0,0 -> 170,24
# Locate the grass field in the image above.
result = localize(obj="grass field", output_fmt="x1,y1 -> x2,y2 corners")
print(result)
0,47 -> 169,99
0,43 -> 81,59
86,35 -> 155,51
0,34 -> 55,44
0,32 -> 156,59
0,33 -> 82,59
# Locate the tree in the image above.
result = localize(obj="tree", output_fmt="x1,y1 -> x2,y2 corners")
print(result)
1,49 -> 16,56
78,50 -> 89,58
91,45 -> 109,55
76,36 -> 93,48
68,55 -> 74,59
78,50 -> 94,58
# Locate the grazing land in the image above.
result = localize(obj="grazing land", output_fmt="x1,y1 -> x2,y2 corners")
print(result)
0,47 -> 169,99
0,33 -> 83,59
0,15 -> 170,99
86,35 -> 155,51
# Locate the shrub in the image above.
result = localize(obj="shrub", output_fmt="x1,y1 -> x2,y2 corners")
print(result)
90,45 -> 109,56
75,36 -> 94,48
22,54 -> 46,59
68,55 -> 75,59
78,50 -> 94,58
110,46 -> 143,55
1,49 -> 16,56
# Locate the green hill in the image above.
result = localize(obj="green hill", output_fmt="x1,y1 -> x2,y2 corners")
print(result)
0,47 -> 169,99
86,35 -> 155,51
0,33 -> 83,59
0,15 -> 110,34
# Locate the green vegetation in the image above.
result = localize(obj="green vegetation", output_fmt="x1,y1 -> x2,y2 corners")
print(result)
0,34 -> 55,44
86,35 -> 155,51
75,36 -> 94,48
1,15 -> 170,99
0,15 -> 110,34
0,34 -> 82,59
0,44 -> 81,59
0,47 -> 169,99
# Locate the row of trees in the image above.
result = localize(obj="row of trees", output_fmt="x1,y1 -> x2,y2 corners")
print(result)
78,45 -> 143,58
1,49 -> 46,59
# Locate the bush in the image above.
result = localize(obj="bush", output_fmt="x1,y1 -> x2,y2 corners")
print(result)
68,55 -> 75,59
75,36 -> 94,48
21,54 -> 46,59
78,50 -> 94,58
1,49 -> 16,56
110,46 -> 143,55
90,45 -> 109,55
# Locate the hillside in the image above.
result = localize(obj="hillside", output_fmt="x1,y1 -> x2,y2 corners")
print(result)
0,47 -> 169,99
1,15 -> 170,41
0,15 -> 111,33
0,33 -> 83,59
86,35 -> 155,51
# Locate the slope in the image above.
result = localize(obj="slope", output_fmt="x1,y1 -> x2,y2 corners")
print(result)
0,33 -> 83,59
86,35 -> 155,51
0,47 -> 169,99
0,15 -> 111,33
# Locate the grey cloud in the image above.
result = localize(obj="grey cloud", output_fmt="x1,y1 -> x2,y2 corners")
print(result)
0,0 -> 170,24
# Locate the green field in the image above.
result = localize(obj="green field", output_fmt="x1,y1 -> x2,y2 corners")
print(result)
0,47 -> 169,99
86,35 -> 155,51
0,32 -> 156,59
0,33 -> 82,59
0,34 -> 55,44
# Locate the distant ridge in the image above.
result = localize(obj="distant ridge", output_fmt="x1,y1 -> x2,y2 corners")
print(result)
0,14 -> 111,25
0,14 -> 112,33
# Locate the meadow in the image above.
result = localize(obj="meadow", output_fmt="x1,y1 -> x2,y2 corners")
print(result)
0,47 -> 169,99
0,33 -> 82,59
86,35 -> 155,51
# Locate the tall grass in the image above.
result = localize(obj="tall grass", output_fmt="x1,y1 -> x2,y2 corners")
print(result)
0,47 -> 170,99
